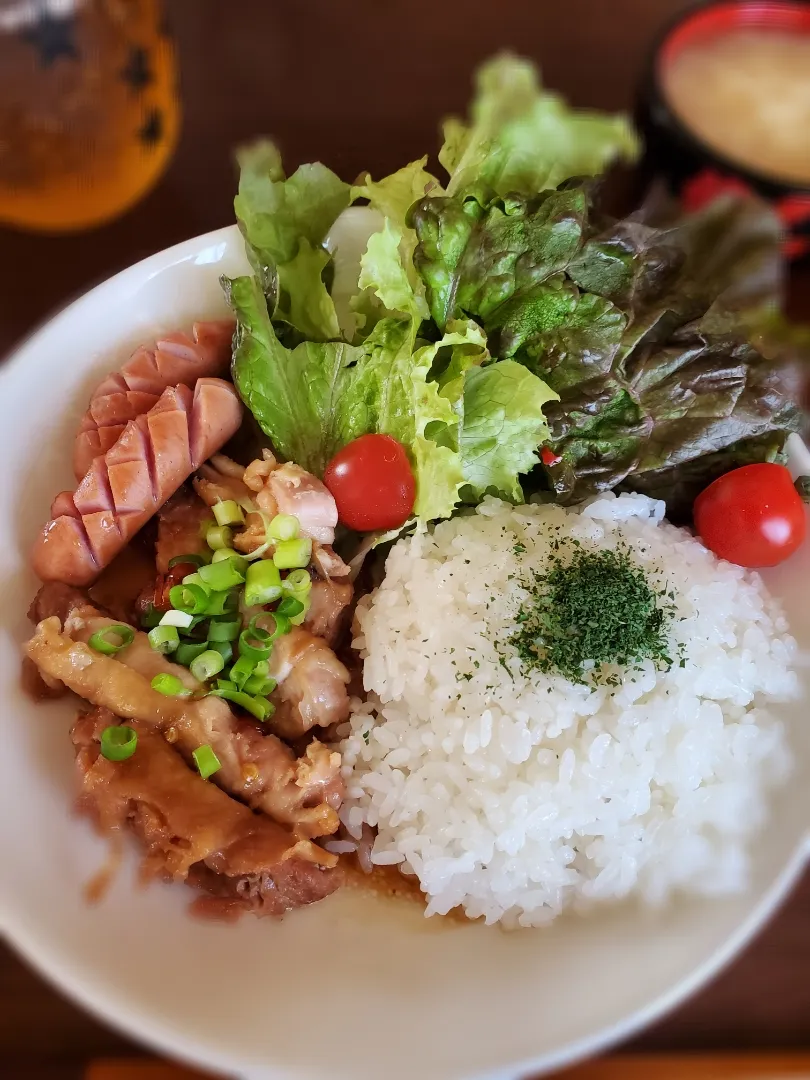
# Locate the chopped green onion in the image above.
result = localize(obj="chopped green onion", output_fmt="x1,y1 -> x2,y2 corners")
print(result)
229,654 -> 256,690
282,569 -> 312,595
148,625 -> 180,654
243,671 -> 278,696
192,744 -> 222,779
175,641 -> 209,666
169,582 -> 210,615
280,570 -> 311,621
208,616 -> 241,642
139,604 -> 162,630
88,624 -> 135,656
276,596 -> 305,620
159,608 -> 195,629
151,673 -> 191,697
244,560 -> 282,606
238,626 -> 273,663
242,544 -> 270,563
213,500 -> 245,527
205,524 -> 233,551
211,548 -> 248,572
208,640 -> 234,666
291,599 -> 310,626
100,725 -> 138,762
216,678 -> 236,692
198,559 -> 246,592
204,590 -> 240,616
180,571 -> 212,594
273,537 -> 312,570
251,611 -> 291,641
190,649 -> 226,682
168,553 -> 208,569
209,688 -> 274,722
268,513 -> 299,541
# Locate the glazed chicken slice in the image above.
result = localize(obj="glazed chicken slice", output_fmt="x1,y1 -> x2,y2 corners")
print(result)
311,542 -> 351,580
193,454 -> 355,646
155,488 -> 211,573
26,588 -> 343,837
134,489 -> 213,617
195,452 -> 341,548
305,579 -> 354,647
193,453 -> 254,508
243,451 -> 338,544
72,709 -> 338,917
267,627 -> 351,740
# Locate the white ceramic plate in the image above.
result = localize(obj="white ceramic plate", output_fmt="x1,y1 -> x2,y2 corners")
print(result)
1,226 -> 808,1080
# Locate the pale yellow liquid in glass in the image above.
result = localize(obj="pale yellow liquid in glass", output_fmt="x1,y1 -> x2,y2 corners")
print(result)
0,0 -> 179,232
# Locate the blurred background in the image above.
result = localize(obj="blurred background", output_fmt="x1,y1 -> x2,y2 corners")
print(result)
0,1 -> 808,1077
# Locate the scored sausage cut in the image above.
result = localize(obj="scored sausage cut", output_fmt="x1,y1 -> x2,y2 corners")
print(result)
32,377 -> 242,586
73,320 -> 234,479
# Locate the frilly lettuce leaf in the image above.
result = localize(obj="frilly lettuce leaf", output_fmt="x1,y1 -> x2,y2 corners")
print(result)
352,160 -> 439,334
525,197 -> 803,511
333,317 -> 464,519
352,157 -> 441,224
541,311 -> 802,519
409,186 -> 590,330
461,361 -> 559,500
225,274 -> 359,473
413,320 -> 560,505
227,274 -> 559,521
428,318 -> 490,406
486,278 -> 626,383
226,277 -> 463,519
440,54 -> 638,198
234,140 -> 350,340
357,220 -> 429,326
274,240 -> 341,342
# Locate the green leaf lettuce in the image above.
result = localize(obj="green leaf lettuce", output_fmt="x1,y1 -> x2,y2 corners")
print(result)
227,275 -> 558,522
439,54 -> 639,199
234,140 -> 350,340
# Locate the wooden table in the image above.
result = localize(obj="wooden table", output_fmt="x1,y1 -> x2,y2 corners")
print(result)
1,1 -> 808,1075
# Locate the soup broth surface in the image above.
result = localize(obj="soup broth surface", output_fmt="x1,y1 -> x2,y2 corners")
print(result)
663,28 -> 810,185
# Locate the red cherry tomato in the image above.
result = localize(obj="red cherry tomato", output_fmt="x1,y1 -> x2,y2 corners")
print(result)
693,463 -> 806,568
324,434 -> 416,532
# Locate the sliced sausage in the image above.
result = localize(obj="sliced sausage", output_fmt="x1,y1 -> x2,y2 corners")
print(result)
32,378 -> 242,587
73,320 -> 235,479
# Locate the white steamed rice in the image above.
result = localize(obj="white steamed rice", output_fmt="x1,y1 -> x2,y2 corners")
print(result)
337,492 -> 799,928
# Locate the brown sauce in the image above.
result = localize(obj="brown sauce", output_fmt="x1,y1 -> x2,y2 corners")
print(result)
89,542 -> 157,621
341,855 -> 426,904
340,855 -> 471,924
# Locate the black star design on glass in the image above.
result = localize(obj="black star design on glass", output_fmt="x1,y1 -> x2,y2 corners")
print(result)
138,108 -> 163,147
21,11 -> 79,67
121,46 -> 153,92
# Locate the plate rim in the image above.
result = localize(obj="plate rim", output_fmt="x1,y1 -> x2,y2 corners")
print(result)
1,224 -> 808,1080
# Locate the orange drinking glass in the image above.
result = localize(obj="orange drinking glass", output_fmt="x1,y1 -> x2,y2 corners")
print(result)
0,0 -> 180,232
